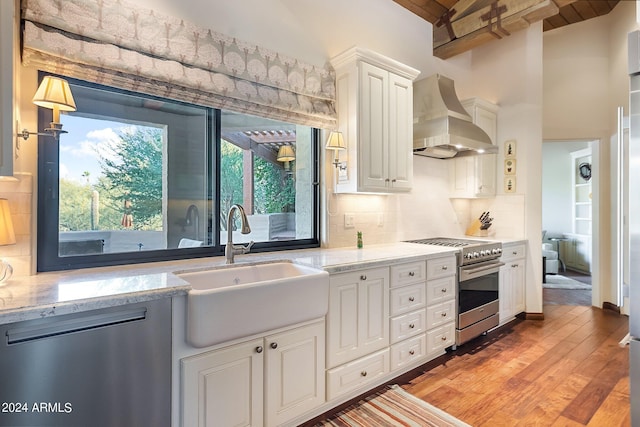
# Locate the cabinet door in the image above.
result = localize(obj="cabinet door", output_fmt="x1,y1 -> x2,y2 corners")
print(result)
358,62 -> 389,191
499,259 -> 525,325
388,72 -> 413,191
475,154 -> 497,196
181,339 -> 264,427
0,0 -> 15,176
265,321 -> 325,427
327,267 -> 390,368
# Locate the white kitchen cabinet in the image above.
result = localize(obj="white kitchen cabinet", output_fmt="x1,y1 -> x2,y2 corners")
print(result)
425,254 -> 456,356
330,47 -> 420,193
560,234 -> 591,274
499,243 -> 526,325
181,320 -> 325,427
0,0 -> 16,176
327,267 -> 389,369
449,98 -> 498,198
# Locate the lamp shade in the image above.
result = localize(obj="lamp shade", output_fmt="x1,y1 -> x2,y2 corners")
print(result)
0,199 -> 16,246
277,145 -> 296,162
32,76 -> 77,113
325,131 -> 346,150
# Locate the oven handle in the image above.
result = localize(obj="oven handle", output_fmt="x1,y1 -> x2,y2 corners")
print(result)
459,261 -> 505,282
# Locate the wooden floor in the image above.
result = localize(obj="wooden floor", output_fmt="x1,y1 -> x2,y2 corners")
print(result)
400,305 -> 630,426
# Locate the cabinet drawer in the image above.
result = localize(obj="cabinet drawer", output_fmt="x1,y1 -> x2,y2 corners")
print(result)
390,334 -> 426,371
326,349 -> 389,401
390,309 -> 426,344
390,261 -> 426,288
426,300 -> 455,330
426,322 -> 455,355
390,283 -> 426,316
501,244 -> 526,262
426,276 -> 455,305
427,256 -> 456,280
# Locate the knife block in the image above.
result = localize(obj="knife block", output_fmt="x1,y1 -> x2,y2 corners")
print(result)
465,219 -> 489,237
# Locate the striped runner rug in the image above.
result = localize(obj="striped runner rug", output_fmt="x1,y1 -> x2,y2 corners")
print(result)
316,384 -> 471,427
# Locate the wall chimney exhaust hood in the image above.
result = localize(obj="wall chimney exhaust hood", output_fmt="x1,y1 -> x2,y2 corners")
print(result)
413,74 -> 497,158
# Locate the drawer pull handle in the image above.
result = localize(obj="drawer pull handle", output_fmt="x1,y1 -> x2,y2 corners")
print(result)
256,346 -> 263,353
441,312 -> 447,317
409,323 -> 415,329
442,266 -> 448,270
512,264 -> 519,268
409,350 -> 415,355
361,371 -> 367,377
360,275 -> 367,281
409,271 -> 415,277
270,342 -> 278,349
441,288 -> 447,293
441,336 -> 447,341
513,251 -> 518,255
409,296 -> 415,302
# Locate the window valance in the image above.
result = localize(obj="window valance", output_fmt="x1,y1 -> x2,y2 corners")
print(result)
21,0 -> 337,129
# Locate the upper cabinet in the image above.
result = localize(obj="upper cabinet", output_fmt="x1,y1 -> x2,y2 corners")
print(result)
330,48 -> 420,194
0,0 -> 15,177
449,98 -> 498,198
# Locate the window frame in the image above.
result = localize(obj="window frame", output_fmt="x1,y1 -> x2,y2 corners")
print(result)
36,74 -> 321,272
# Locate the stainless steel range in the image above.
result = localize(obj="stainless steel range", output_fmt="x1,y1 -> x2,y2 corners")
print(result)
406,237 -> 504,348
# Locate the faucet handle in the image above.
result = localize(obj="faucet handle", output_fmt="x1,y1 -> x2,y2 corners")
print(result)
242,241 -> 255,254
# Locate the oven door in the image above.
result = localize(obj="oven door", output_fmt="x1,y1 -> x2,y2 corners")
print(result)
458,260 -> 503,314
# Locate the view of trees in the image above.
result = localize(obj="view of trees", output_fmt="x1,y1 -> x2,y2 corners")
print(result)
60,129 -> 295,232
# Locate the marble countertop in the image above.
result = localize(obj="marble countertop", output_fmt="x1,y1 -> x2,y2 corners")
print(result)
0,242 -> 461,325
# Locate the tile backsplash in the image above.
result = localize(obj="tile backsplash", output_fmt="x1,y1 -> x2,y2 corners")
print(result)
0,173 -> 32,277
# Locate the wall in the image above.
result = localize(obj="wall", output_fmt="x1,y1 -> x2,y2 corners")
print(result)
542,0 -> 638,306
7,0 -> 543,315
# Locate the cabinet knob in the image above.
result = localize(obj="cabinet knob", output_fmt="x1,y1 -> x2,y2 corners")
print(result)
512,264 -> 519,268
441,288 -> 447,293
442,266 -> 448,270
270,342 -> 278,349
255,346 -> 263,353
409,323 -> 415,329
409,350 -> 415,355
361,371 -> 367,377
409,296 -> 415,302
385,178 -> 390,183
391,179 -> 397,183
441,312 -> 447,317
441,336 -> 447,341
512,251 -> 518,255
409,271 -> 415,277
360,275 -> 367,281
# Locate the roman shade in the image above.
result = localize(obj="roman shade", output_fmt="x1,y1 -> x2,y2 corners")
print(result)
21,0 -> 337,129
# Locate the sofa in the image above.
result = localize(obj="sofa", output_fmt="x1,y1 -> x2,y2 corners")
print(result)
542,242 -> 560,275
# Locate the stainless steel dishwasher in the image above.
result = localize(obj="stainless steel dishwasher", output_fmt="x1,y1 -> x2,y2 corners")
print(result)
0,298 -> 171,427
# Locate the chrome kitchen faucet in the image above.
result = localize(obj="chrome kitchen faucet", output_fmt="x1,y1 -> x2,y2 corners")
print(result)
225,204 -> 254,264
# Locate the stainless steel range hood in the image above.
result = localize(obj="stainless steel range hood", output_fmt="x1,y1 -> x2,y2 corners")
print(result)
413,74 -> 497,158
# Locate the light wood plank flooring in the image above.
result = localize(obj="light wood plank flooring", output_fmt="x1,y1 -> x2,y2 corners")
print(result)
400,305 -> 630,426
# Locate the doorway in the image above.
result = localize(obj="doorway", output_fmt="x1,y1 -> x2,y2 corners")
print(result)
542,139 -> 598,306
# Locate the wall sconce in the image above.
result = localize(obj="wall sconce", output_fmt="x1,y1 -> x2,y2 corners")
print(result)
325,131 -> 346,169
277,145 -> 296,172
0,199 -> 16,284
19,76 -> 76,143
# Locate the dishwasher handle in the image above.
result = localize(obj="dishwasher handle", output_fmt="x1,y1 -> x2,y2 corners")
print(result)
6,307 -> 147,344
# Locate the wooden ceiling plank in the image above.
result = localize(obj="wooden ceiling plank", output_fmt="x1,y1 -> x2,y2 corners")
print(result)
590,0 -> 614,16
558,4 -> 581,25
393,0 -> 444,22
544,13 -> 569,29
552,0 -> 577,8
434,0 -> 557,58
570,1 -> 597,20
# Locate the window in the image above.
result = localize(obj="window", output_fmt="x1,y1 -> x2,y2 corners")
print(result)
37,76 -> 319,271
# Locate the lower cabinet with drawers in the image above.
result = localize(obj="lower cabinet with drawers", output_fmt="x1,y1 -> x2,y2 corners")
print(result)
326,254 -> 457,403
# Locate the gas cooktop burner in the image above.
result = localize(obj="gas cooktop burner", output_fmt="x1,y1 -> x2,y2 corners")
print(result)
405,237 -> 488,247
406,237 -> 502,265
